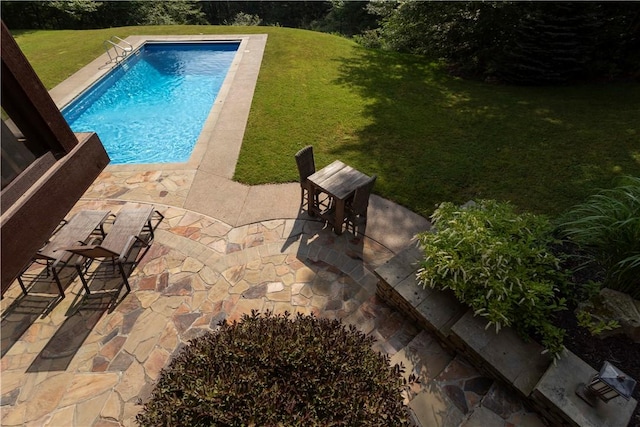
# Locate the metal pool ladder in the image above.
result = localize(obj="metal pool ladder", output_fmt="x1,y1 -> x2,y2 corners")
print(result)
103,36 -> 133,64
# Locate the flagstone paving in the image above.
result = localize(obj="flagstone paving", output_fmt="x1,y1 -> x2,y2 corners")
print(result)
81,171 -> 196,208
1,198 -> 546,426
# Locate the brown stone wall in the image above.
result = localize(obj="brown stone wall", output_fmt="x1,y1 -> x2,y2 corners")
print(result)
374,249 -> 637,427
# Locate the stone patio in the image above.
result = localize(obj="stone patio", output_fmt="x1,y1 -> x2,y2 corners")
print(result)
1,199 -> 546,426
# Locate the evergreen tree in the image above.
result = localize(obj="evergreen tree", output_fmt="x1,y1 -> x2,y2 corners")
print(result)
367,1 -> 640,85
493,3 -> 599,85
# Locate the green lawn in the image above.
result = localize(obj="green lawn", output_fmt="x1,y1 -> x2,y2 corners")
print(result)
13,25 -> 640,218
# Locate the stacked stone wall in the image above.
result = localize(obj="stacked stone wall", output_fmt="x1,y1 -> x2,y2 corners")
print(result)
374,246 -> 638,427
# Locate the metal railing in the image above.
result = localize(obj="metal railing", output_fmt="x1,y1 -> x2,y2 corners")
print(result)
103,36 -> 133,64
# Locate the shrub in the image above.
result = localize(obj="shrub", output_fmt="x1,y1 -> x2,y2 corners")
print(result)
416,200 -> 567,356
226,12 -> 262,26
353,28 -> 384,49
137,311 -> 411,426
558,176 -> 640,299
575,309 -> 620,336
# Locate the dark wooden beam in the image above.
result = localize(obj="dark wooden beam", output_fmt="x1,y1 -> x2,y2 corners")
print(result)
1,21 -> 77,156
1,151 -> 56,213
1,133 -> 109,295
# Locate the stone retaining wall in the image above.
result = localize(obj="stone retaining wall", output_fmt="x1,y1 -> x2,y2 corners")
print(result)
375,244 -> 638,427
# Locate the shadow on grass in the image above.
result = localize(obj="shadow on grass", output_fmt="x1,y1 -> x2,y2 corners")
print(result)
331,45 -> 640,216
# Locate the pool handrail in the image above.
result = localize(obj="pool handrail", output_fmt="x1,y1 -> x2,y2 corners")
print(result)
103,36 -> 133,65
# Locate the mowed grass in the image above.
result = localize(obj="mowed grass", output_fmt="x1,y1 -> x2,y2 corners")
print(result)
13,25 -> 640,217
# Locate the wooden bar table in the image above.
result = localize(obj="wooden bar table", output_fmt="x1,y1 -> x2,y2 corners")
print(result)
307,160 -> 370,235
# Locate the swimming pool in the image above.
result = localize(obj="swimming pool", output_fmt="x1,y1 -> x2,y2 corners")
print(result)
62,42 -> 239,164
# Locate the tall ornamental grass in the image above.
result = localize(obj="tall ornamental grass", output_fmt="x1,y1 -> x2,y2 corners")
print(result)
559,176 -> 640,299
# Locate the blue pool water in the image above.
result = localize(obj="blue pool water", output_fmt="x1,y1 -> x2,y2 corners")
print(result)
62,42 -> 239,164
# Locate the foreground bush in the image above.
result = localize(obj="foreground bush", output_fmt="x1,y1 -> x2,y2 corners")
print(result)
416,200 -> 567,356
137,311 -> 411,426
558,176 -> 640,299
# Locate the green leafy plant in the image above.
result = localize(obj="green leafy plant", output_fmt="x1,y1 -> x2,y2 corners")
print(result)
416,200 -> 567,357
226,12 -> 262,26
576,309 -> 621,336
558,176 -> 640,299
137,310 -> 411,426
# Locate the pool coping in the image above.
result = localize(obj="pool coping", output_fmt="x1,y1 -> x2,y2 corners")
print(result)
49,34 -> 267,176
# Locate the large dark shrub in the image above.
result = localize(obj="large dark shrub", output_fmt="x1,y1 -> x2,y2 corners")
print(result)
137,311 -> 411,426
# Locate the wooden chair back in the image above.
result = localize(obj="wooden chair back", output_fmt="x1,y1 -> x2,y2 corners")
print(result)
350,174 -> 377,217
295,145 -> 315,183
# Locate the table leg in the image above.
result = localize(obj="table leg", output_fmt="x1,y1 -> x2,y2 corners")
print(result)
306,183 -> 318,217
334,199 -> 346,235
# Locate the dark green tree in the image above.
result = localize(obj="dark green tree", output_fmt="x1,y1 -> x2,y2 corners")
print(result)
131,1 -> 207,26
313,0 -> 377,36
1,0 -> 207,29
587,2 -> 640,80
365,1 -> 521,77
201,1 -> 332,29
1,1 -> 88,29
48,0 -> 103,29
366,0 -> 640,84
493,3 -> 599,84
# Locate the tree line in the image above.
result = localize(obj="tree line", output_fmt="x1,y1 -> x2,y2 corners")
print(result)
362,1 -> 639,84
2,1 -> 638,85
0,1 -> 367,32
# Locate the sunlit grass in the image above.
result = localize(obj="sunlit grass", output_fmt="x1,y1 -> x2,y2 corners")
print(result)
13,25 -> 640,217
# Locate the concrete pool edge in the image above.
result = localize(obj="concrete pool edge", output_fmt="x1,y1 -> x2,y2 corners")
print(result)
49,34 -> 267,175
